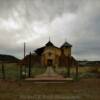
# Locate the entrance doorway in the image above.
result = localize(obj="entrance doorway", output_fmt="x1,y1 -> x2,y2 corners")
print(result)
47,59 -> 53,66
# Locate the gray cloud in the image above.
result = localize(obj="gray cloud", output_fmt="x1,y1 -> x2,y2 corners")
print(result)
0,0 -> 100,60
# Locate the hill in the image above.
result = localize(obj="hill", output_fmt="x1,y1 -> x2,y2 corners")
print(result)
78,60 -> 100,67
0,54 -> 20,63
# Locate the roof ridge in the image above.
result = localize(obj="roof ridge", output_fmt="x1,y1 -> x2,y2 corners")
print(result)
61,41 -> 72,48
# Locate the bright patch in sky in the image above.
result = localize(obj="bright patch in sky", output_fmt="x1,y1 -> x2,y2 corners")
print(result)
33,21 -> 49,34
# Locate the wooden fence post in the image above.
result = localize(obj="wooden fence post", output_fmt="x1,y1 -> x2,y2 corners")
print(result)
67,57 -> 70,77
76,62 -> 79,80
29,52 -> 32,77
2,63 -> 5,79
20,65 -> 22,79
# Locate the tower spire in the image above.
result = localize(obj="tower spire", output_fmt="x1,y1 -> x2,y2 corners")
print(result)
49,36 -> 50,41
65,37 -> 67,42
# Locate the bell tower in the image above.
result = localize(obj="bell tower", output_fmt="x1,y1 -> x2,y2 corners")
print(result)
61,41 -> 72,57
60,41 -> 72,77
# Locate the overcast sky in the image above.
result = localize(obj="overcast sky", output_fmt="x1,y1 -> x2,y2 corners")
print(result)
0,0 -> 100,60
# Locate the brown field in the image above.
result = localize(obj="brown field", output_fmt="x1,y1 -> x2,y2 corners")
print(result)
0,63 -> 100,100
0,79 -> 100,100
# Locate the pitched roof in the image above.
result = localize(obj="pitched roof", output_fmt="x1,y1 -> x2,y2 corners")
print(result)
35,41 -> 72,55
35,41 -> 58,55
35,46 -> 45,55
61,41 -> 72,48
45,41 -> 54,47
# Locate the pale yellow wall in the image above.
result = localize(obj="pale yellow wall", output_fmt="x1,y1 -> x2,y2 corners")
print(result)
63,47 -> 71,56
41,46 -> 71,66
41,47 -> 61,66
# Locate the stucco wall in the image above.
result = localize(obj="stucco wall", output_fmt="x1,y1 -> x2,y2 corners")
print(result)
41,46 -> 71,66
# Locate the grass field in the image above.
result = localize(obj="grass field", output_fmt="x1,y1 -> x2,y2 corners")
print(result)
0,63 -> 100,79
0,63 -> 46,79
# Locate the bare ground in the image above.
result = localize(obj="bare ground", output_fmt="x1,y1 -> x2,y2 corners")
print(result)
0,78 -> 100,100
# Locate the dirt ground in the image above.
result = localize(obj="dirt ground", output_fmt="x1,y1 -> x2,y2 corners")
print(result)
0,78 -> 100,100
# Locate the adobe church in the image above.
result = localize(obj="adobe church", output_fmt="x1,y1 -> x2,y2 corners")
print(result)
20,39 -> 78,78
20,40 -> 78,78
21,39 -> 77,68
34,40 -> 77,67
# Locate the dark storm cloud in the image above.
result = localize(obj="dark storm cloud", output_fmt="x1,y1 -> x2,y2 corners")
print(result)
0,0 -> 100,60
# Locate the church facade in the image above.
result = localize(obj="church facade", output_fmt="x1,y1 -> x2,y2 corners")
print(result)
35,40 -> 76,67
19,40 -> 78,78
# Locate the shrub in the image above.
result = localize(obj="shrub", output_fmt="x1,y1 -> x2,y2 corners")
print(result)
79,72 -> 98,78
60,71 -> 68,78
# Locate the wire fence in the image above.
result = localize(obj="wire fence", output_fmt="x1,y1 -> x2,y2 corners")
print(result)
0,63 -> 46,80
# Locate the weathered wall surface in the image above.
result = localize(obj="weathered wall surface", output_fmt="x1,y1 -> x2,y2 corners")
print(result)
41,46 -> 72,67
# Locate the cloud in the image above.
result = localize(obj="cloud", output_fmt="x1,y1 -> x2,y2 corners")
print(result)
0,0 -> 100,60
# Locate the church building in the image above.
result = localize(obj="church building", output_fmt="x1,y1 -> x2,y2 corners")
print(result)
35,40 -> 76,67
21,39 -> 77,68
20,40 -> 78,78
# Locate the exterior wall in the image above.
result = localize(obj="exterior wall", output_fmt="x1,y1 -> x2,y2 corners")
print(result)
41,47 -> 61,66
41,46 -> 72,67
62,47 -> 71,57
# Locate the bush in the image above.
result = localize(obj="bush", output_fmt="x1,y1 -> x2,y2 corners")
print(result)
60,71 -> 68,78
73,76 -> 80,81
79,72 -> 98,78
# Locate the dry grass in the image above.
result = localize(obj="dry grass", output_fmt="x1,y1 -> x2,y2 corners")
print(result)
0,79 -> 100,100
0,63 -> 100,99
